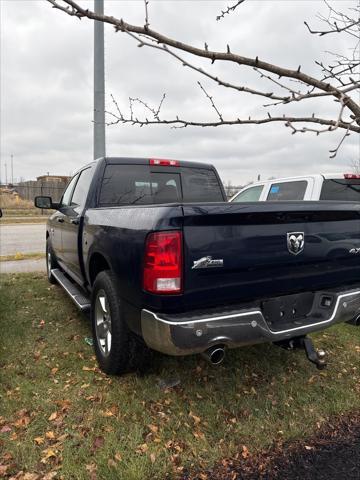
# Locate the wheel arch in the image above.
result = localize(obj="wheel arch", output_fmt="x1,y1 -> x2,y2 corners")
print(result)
88,251 -> 111,286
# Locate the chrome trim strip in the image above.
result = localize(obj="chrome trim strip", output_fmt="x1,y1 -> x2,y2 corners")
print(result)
143,289 -> 360,336
142,308 -> 261,326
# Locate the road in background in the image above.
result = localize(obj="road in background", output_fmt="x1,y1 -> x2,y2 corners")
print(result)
0,224 -> 46,255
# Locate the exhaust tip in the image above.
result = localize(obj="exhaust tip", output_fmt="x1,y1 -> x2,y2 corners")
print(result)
201,346 -> 225,365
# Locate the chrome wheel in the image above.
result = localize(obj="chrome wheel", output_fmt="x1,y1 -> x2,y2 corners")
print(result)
95,289 -> 112,356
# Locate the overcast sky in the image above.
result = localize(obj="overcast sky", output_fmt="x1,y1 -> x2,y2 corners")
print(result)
1,0 -> 359,186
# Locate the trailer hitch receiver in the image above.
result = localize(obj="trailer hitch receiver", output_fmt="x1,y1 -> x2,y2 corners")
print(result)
274,336 -> 327,370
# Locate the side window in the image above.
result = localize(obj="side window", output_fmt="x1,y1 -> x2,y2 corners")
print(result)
61,174 -> 79,207
267,181 -> 307,201
71,167 -> 94,207
232,185 -> 263,202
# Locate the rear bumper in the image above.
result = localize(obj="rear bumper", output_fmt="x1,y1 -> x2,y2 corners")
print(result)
141,287 -> 360,355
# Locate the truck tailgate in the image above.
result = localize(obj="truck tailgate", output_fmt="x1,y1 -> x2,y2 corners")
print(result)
182,202 -> 360,308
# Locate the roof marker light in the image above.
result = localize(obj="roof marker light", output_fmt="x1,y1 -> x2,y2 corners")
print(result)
344,174 -> 360,179
149,158 -> 180,167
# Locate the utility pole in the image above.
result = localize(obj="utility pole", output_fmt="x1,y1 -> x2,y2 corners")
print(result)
11,154 -> 14,184
93,0 -> 106,161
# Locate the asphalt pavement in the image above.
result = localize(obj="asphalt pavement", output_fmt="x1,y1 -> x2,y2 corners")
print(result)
0,223 -> 46,273
0,223 -> 46,255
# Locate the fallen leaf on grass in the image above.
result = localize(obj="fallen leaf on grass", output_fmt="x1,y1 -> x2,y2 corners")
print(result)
14,415 -> 30,428
82,366 -> 96,372
56,433 -> 68,443
34,436 -> 44,445
150,453 -> 156,464
136,443 -> 148,454
241,445 -> 250,459
48,412 -> 58,422
50,368 -> 58,375
91,436 -> 104,453
21,474 -> 40,480
114,452 -> 122,462
54,400 -> 71,412
33,351 -> 41,361
1,453 -> 12,463
101,406 -> 118,418
85,462 -> 97,480
0,465 -> 9,477
0,425 -> 11,433
42,472 -> 58,480
45,431 -> 56,440
40,448 -> 57,464
148,424 -> 158,433
107,459 -> 117,468
189,412 -> 201,425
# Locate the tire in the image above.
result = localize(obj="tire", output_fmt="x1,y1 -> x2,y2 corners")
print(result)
46,239 -> 58,284
91,270 -> 151,375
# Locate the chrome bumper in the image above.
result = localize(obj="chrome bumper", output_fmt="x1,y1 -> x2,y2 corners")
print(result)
141,288 -> 360,356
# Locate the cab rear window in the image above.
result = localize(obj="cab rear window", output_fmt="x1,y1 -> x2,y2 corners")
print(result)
320,179 -> 360,201
99,164 -> 224,206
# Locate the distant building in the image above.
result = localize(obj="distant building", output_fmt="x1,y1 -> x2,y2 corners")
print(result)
36,175 -> 70,183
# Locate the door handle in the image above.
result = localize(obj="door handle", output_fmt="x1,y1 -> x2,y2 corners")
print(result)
57,218 -> 64,223
70,218 -> 80,225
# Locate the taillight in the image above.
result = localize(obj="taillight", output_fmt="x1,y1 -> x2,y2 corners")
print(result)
143,231 -> 183,294
149,158 -> 180,167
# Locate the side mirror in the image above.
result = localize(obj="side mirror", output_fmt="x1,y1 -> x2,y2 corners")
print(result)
35,196 -> 54,209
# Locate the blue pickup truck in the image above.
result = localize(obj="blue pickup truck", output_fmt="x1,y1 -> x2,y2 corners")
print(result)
35,157 -> 360,375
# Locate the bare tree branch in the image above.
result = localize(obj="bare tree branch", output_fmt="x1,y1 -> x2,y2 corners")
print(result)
329,127 -> 351,159
304,0 -> 360,37
143,0 -> 149,28
198,81 -> 223,121
47,0 -> 360,126
48,0 -> 360,158
216,0 -> 246,21
105,92 -> 360,133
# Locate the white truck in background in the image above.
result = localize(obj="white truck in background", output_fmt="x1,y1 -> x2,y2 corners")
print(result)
230,173 -> 360,202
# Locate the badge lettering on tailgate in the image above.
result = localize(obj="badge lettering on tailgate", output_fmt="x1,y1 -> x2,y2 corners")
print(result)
192,256 -> 224,269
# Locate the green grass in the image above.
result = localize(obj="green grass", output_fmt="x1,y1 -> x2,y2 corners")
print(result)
0,274 -> 359,479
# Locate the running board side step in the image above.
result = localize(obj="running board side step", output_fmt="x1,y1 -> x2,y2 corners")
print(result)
51,269 -> 91,311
